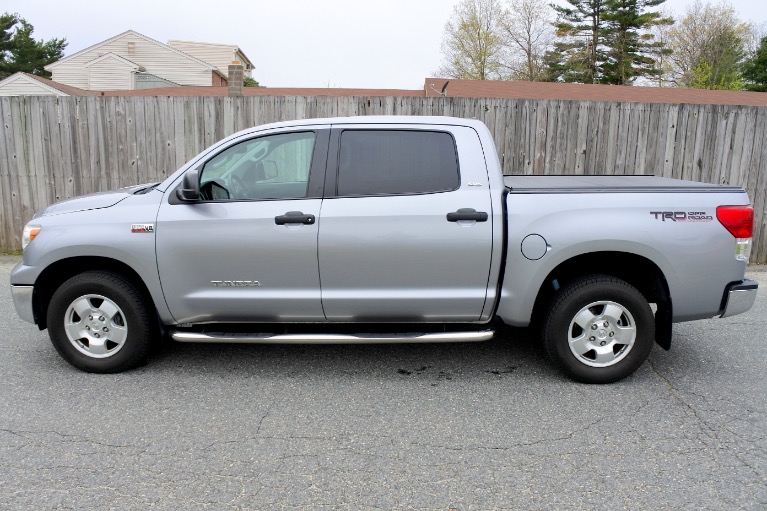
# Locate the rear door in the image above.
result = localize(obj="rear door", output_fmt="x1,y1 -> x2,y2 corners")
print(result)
317,123 -> 494,322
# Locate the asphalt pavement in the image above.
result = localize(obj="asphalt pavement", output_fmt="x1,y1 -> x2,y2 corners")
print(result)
1,256 -> 765,510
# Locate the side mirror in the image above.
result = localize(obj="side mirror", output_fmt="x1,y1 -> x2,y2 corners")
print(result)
176,169 -> 200,202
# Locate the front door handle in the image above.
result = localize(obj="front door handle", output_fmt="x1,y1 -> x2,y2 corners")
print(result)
447,208 -> 488,222
275,211 -> 315,225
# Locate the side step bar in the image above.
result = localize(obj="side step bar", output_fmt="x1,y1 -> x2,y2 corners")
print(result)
171,330 -> 495,344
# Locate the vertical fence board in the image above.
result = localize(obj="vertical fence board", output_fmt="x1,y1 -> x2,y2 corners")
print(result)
0,98 -> 15,249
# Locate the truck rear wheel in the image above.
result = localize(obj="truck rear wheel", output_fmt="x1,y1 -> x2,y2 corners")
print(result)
543,275 -> 654,383
46,271 -> 155,373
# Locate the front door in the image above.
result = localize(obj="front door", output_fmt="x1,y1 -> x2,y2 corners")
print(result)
156,128 -> 328,324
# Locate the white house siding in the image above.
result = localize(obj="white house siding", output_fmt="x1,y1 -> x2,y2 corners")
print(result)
49,32 -> 215,90
87,57 -> 135,90
0,75 -> 68,96
168,40 -> 252,77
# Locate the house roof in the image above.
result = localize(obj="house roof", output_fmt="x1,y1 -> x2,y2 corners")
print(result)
44,30 -> 217,71
167,39 -> 255,70
424,78 -> 767,107
0,72 -> 99,96
100,86 -> 424,97
83,52 -> 144,71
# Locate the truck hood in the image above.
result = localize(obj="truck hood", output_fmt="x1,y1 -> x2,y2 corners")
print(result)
34,184 -> 153,218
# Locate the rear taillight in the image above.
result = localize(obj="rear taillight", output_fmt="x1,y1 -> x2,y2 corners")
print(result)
717,205 -> 753,262
717,205 -> 753,238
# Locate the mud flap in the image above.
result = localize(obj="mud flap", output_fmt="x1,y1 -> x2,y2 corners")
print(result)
654,301 -> 672,351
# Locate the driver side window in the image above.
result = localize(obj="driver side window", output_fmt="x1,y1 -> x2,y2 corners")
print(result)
200,131 -> 316,201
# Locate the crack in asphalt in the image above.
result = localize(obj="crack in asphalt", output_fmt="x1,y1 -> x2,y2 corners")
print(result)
647,358 -> 766,486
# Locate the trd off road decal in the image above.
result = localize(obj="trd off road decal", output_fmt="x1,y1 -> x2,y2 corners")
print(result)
650,211 -> 713,222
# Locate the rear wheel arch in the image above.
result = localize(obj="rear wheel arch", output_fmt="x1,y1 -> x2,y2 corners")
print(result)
542,274 -> 655,383
530,252 -> 672,348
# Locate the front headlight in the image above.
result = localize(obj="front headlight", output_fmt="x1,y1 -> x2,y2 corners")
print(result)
22,224 -> 41,250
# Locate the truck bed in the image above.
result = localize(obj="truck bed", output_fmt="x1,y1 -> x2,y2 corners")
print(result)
504,175 -> 743,194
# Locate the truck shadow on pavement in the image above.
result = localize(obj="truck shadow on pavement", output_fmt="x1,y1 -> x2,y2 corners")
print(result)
145,324 -> 564,382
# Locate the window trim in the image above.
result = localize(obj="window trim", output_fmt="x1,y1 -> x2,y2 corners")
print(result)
323,128 -> 461,199
169,128 -> 329,204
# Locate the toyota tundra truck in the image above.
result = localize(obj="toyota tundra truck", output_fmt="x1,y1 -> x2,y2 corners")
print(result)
9,116 -> 758,383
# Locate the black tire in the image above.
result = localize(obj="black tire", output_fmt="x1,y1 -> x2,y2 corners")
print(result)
543,275 -> 654,384
46,271 -> 156,373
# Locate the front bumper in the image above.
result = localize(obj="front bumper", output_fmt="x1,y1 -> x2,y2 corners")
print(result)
11,285 -> 35,324
720,279 -> 758,318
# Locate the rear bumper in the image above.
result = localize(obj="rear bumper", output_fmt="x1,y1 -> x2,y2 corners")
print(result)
720,279 -> 758,318
11,285 -> 35,324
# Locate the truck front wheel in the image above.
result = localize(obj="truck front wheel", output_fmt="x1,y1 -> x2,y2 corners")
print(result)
543,275 -> 654,383
46,271 -> 155,373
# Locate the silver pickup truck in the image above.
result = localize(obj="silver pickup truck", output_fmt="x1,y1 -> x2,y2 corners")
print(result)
10,116 -> 758,383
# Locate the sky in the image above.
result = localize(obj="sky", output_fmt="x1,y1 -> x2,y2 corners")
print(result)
5,0 -> 767,90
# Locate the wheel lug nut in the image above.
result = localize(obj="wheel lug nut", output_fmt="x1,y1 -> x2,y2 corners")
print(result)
103,327 -> 109,332
603,321 -> 609,327
94,333 -> 100,338
589,336 -> 596,342
600,341 -> 606,346
591,324 -> 598,330
86,326 -> 90,330
99,316 -> 105,321
609,332 -> 615,337
88,315 -> 93,320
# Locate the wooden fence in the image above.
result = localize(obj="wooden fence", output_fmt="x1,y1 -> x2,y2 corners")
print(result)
2,95 -> 767,262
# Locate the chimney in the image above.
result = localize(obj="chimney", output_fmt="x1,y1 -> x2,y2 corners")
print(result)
228,61 -> 244,96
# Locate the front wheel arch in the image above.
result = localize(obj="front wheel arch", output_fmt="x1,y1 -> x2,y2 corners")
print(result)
32,256 -> 158,331
46,270 -> 157,372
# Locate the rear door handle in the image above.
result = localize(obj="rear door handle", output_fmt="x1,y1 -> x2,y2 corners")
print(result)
275,211 -> 315,225
447,208 -> 488,222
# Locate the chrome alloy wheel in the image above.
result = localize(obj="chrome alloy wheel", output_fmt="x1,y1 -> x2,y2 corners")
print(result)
567,300 -> 636,368
63,294 -> 128,358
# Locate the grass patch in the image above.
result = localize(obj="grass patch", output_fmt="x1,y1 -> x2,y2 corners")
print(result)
0,250 -> 22,256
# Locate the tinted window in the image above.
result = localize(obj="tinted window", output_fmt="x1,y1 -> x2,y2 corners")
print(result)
200,131 -> 316,201
337,130 -> 459,196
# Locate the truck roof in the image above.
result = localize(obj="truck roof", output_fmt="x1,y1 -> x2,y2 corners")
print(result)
249,116 -> 489,132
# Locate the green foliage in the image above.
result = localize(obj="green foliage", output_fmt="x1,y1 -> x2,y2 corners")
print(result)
0,12 -> 66,79
546,0 -> 670,84
665,2 -> 751,89
689,61 -> 743,90
742,36 -> 767,92
243,76 -> 260,87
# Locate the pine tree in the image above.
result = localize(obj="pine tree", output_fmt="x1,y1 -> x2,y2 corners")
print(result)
546,0 -> 669,84
547,0 -> 607,83
742,36 -> 767,92
602,0 -> 671,84
0,13 -> 66,79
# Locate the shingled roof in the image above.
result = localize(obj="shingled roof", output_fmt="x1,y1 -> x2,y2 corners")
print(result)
99,86 -> 423,97
23,73 -> 100,96
424,78 -> 767,106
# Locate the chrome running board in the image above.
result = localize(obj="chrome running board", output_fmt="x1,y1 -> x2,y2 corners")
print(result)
171,330 -> 495,344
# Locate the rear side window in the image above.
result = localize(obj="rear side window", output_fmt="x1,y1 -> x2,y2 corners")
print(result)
337,130 -> 459,196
